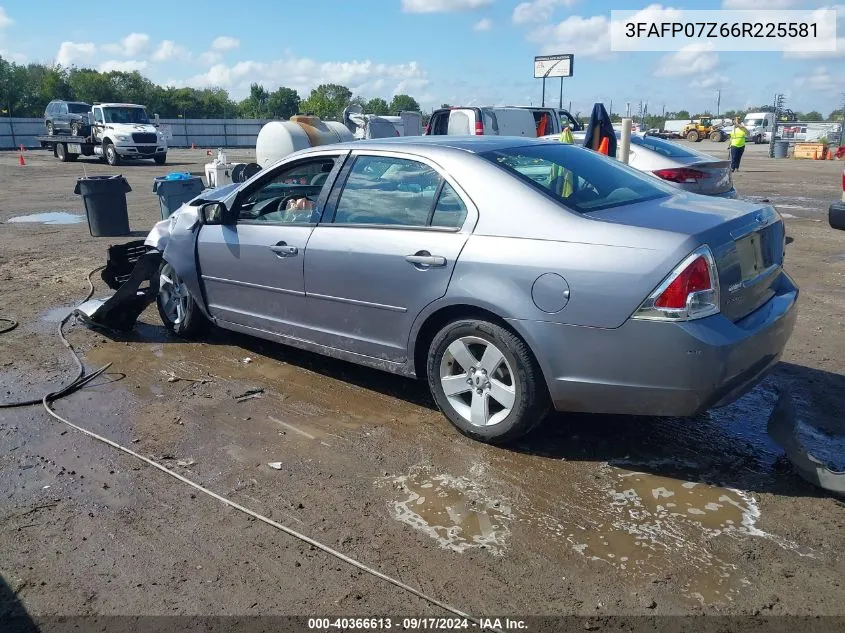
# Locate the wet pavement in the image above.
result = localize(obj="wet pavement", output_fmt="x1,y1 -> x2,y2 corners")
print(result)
1,147 -> 844,620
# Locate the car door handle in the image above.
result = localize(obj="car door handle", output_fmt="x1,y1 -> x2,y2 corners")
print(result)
270,242 -> 298,258
405,253 -> 446,267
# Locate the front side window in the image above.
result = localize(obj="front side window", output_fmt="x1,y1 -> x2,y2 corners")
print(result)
333,155 -> 466,229
482,143 -> 674,214
237,156 -> 339,223
93,109 -> 104,124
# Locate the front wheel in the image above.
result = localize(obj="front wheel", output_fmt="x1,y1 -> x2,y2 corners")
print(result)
104,142 -> 120,166
686,130 -> 699,142
154,153 -> 167,165
46,121 -> 54,136
70,121 -> 81,137
156,261 -> 207,338
426,319 -> 550,444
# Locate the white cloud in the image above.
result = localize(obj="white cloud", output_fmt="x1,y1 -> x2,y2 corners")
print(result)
199,50 -> 222,65
103,32 -> 150,57
0,7 -> 13,28
152,40 -> 191,62
528,15 -> 612,57
56,41 -> 96,67
693,74 -> 729,89
783,5 -> 845,58
0,49 -> 26,63
401,0 -> 492,12
99,59 -> 148,73
473,18 -> 492,31
211,36 -> 240,52
181,55 -> 429,102
794,66 -> 840,92
512,0 -> 578,25
722,0 -> 801,7
654,42 -> 719,77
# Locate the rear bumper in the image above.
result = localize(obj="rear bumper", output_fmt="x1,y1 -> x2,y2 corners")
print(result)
509,271 -> 798,417
714,187 -> 738,199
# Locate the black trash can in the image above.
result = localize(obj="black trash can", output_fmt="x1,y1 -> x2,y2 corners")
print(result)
73,175 -> 132,237
152,174 -> 205,220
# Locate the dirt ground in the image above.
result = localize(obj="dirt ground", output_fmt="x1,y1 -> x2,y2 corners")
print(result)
1,142 -> 844,629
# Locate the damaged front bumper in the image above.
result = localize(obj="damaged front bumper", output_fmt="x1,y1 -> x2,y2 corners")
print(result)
767,389 -> 845,495
74,240 -> 161,332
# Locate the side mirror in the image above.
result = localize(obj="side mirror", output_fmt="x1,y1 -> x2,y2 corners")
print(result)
154,113 -> 160,127
829,202 -> 845,231
87,112 -> 94,125
201,202 -> 227,225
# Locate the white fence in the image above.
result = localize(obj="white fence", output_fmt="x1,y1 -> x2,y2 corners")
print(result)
0,117 -> 273,150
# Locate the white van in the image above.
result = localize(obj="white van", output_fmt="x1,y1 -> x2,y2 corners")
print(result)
424,106 -> 537,136
742,112 -> 775,144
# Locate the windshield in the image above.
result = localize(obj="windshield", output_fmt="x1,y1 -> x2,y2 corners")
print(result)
482,143 -> 674,214
745,118 -> 764,127
103,107 -> 150,124
67,103 -> 90,114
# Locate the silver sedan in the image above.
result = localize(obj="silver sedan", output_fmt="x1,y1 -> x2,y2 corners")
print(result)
148,136 -> 798,443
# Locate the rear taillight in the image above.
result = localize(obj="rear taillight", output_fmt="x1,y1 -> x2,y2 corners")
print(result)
653,168 -> 710,184
633,246 -> 720,321
475,121 -> 484,135
423,124 -> 430,135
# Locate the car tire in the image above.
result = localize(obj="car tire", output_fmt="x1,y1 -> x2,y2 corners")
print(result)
70,121 -> 81,137
426,319 -> 549,444
56,143 -> 69,162
156,261 -> 207,338
46,121 -> 55,136
686,130 -> 699,142
154,153 -> 167,165
104,141 -> 120,166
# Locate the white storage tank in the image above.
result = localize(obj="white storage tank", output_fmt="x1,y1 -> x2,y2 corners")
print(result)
255,115 -> 354,167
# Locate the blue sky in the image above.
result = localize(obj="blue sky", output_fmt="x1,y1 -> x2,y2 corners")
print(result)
0,0 -> 842,117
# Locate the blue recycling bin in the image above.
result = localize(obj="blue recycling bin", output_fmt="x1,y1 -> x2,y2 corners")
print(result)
152,173 -> 205,219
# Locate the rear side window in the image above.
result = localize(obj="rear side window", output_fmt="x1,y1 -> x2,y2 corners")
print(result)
333,155 -> 466,229
482,144 -> 674,214
633,135 -> 699,158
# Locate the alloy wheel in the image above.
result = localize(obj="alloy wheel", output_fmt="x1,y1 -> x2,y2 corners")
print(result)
159,264 -> 189,326
439,336 -> 516,427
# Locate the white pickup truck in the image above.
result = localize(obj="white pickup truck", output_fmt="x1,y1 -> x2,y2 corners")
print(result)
38,102 -> 168,165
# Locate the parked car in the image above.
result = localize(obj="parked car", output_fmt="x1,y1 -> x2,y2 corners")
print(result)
44,100 -> 92,137
541,130 -> 737,198
424,106 -> 537,137
143,136 -> 797,444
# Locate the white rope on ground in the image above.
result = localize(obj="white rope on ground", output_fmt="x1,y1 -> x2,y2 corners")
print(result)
38,266 -> 503,632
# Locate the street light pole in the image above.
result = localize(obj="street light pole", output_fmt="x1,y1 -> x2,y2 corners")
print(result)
716,89 -> 721,118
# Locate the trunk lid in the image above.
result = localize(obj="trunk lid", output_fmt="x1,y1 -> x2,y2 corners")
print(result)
672,158 -> 734,196
588,193 -> 786,322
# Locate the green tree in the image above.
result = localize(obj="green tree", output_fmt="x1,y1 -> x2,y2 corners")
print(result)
300,83 -> 352,120
675,110 -> 691,119
365,97 -> 390,115
804,110 -> 823,121
440,103 -> 452,109
828,110 -> 844,121
266,86 -> 300,119
389,94 -> 420,113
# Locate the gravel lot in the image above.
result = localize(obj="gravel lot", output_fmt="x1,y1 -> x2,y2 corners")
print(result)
1,142 -> 844,629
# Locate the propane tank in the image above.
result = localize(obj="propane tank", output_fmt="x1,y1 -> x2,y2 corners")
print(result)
255,116 -> 354,168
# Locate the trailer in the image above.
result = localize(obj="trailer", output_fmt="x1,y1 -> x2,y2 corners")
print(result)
36,102 -> 167,165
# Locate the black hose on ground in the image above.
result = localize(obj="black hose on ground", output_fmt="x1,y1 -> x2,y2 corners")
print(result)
0,266 -> 111,409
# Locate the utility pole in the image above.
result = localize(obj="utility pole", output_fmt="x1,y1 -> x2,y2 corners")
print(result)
769,92 -> 785,158
716,89 -> 721,119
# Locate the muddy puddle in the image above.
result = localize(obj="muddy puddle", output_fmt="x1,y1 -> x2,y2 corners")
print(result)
7,211 -> 84,225
378,467 -> 512,555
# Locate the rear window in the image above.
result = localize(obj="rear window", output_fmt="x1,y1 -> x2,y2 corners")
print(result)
67,103 -> 91,114
632,135 -> 699,158
481,143 -> 674,214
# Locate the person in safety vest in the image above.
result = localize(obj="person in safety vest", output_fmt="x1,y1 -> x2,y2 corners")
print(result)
729,117 -> 748,172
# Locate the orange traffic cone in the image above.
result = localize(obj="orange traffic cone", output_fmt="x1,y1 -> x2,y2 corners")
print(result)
19,144 -> 24,153
18,150 -> 25,165
597,136 -> 609,156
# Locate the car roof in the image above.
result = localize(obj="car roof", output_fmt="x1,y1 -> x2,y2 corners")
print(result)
97,103 -> 145,108
318,135 -> 546,155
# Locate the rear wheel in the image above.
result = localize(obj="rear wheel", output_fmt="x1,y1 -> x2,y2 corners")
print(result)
156,261 -> 207,338
56,142 -> 69,162
104,142 -> 120,166
427,319 -> 549,444
709,131 -> 722,142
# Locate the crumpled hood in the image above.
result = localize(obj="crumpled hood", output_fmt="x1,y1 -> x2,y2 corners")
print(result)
144,181 -> 242,251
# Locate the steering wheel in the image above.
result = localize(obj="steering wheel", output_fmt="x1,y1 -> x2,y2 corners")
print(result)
271,195 -> 315,222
